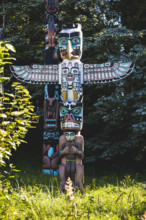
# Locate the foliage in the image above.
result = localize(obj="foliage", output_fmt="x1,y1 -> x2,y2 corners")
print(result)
0,168 -> 146,219
0,82 -> 39,167
0,41 -> 16,74
0,41 -> 38,167
0,0 -> 44,65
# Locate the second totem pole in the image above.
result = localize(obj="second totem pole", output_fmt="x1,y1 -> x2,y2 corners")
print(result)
11,0 -> 134,193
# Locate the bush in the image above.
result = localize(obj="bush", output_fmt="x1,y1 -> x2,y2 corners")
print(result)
0,41 -> 38,167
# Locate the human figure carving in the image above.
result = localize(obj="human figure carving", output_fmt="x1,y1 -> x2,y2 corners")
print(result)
59,131 -> 84,193
43,143 -> 59,172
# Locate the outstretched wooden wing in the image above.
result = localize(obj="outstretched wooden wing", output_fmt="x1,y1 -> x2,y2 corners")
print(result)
11,64 -> 59,84
83,62 -> 134,84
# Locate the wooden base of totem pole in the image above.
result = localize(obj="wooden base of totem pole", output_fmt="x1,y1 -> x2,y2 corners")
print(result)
59,132 -> 84,194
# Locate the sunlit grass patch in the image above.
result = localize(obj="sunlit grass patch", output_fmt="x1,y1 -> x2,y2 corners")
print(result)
0,170 -> 145,219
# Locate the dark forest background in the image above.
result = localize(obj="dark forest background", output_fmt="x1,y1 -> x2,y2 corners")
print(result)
0,0 -> 146,171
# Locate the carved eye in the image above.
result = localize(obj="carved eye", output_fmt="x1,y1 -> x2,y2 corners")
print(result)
61,108 -> 66,113
63,68 -> 69,74
71,132 -> 75,137
61,38 -> 67,45
72,37 -> 79,45
72,107 -> 81,115
60,107 -> 68,116
71,68 -> 79,74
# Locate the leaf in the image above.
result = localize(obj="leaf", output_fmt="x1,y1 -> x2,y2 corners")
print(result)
22,88 -> 29,95
2,121 -> 10,125
12,82 -> 22,86
0,67 -> 4,73
18,126 -> 28,132
0,61 -> 12,64
5,151 -> 12,156
3,97 -> 10,101
4,57 -> 16,60
20,140 -> 27,143
0,129 -> 8,136
0,114 -> 7,118
16,119 -> 25,125
5,112 -> 11,115
5,93 -> 14,97
11,111 -> 25,116
7,122 -> 16,129
5,44 -> 16,52
19,134 -> 25,138
0,77 -> 9,82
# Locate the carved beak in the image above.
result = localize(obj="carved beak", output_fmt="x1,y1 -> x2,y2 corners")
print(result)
66,40 -> 72,60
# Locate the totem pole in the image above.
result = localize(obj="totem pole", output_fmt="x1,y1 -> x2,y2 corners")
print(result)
11,2 -> 134,193
43,0 -> 60,176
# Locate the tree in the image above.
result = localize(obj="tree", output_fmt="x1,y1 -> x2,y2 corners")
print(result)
82,0 -> 146,166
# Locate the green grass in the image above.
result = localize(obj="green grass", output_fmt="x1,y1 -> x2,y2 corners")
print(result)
0,162 -> 146,219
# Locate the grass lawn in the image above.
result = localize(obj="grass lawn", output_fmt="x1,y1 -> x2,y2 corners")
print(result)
0,156 -> 146,219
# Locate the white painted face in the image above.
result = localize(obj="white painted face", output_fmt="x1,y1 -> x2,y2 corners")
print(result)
62,60 -> 80,86
65,131 -> 75,141
60,59 -> 83,102
59,24 -> 83,60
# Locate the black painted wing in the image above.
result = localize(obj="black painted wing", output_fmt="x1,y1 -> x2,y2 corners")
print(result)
83,62 -> 135,83
11,64 -> 59,84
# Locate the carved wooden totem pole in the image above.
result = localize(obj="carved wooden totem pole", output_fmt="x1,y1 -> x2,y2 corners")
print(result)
43,0 -> 60,176
11,0 -> 134,193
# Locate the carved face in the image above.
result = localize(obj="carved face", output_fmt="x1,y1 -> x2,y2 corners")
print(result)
62,66 -> 79,84
60,101 -> 83,131
59,24 -> 83,60
44,85 -> 59,129
65,132 -> 75,142
60,60 -> 82,101
43,130 -> 59,141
